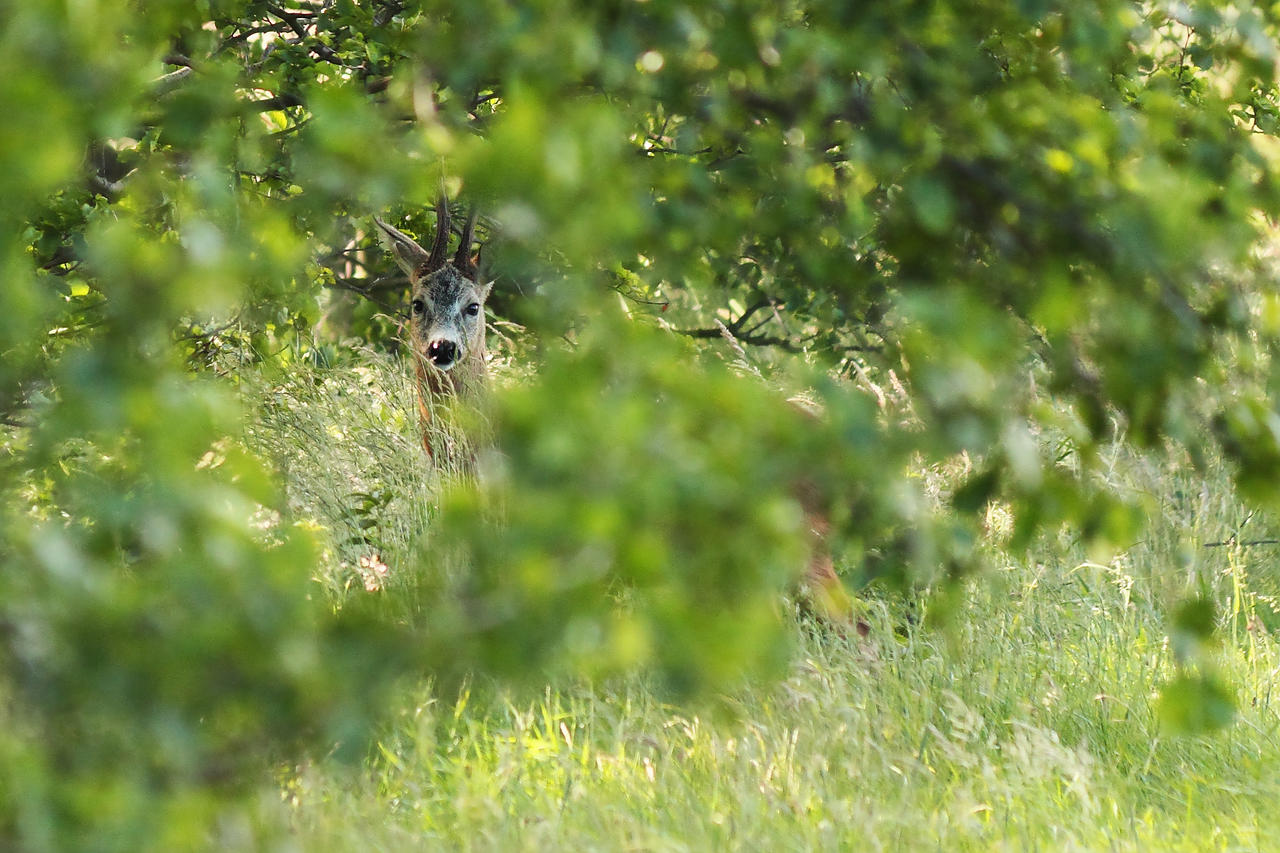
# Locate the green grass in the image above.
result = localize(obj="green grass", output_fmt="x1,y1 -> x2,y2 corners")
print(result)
247,351 -> 1280,852
280,587 -> 1280,851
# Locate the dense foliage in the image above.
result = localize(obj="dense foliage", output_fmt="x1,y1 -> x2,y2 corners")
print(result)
5,0 -> 1280,846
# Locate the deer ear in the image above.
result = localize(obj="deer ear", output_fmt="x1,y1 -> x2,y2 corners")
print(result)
373,217 -> 430,276
480,280 -> 494,301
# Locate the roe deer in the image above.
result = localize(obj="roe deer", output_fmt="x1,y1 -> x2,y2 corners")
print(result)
788,401 -> 865,634
374,198 -> 491,466
795,481 -> 866,634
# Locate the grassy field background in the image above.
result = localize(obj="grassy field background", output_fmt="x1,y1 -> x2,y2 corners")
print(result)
242,351 -> 1280,851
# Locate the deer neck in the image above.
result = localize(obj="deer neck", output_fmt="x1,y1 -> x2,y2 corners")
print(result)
415,334 -> 488,463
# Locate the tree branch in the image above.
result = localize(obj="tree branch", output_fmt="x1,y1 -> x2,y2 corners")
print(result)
678,325 -> 805,352
243,92 -> 306,113
268,5 -> 350,67
675,297 -> 809,350
89,173 -> 130,200
153,66 -> 194,97
728,298 -> 772,333
325,274 -> 409,297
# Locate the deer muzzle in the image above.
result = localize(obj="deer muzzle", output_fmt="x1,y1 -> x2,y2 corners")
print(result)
426,338 -> 460,369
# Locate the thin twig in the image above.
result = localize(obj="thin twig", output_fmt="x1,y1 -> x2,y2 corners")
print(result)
1203,539 -> 1280,548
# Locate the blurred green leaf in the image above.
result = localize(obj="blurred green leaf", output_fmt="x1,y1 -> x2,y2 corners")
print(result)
1157,673 -> 1237,735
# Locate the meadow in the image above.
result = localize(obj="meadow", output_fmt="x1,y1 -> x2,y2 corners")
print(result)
240,351 -> 1280,852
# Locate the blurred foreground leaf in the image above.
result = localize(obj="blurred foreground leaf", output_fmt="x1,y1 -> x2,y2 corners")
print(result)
1157,673 -> 1237,735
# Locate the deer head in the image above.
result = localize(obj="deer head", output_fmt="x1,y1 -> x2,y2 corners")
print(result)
374,198 -> 491,374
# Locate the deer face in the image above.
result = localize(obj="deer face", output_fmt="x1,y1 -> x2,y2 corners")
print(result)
409,264 -> 490,371
374,204 -> 491,374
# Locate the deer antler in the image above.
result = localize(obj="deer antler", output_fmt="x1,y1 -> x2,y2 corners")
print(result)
453,207 -> 479,280
425,195 -> 451,273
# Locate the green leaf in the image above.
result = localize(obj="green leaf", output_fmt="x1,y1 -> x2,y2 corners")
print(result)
1156,673 -> 1237,735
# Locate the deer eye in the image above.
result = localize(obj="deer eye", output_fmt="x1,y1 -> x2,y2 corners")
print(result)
411,298 -> 425,315
464,302 -> 481,317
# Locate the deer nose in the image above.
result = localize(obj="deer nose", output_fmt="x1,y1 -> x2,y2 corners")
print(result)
427,339 -> 459,368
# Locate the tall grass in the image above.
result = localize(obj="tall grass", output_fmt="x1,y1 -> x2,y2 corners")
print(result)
241,349 -> 439,597
246,348 -> 1280,851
